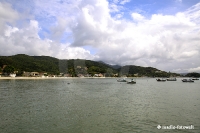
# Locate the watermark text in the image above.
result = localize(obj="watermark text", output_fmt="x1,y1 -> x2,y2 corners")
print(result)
157,125 -> 194,130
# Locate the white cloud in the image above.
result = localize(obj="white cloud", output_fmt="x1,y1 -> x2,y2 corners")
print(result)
0,2 -> 19,35
4,26 -> 19,37
188,67 -> 200,72
0,19 -> 95,60
120,0 -> 131,5
0,2 -> 19,22
0,1 -> 200,73
109,3 -> 121,12
131,13 -> 145,22
111,0 -> 130,5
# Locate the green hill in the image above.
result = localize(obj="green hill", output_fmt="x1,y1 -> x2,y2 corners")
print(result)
0,54 -> 179,77
185,72 -> 200,77
0,54 -> 59,74
0,54 -> 117,76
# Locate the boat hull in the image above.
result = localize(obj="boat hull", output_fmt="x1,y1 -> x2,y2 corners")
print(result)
182,79 -> 194,82
167,78 -> 177,81
192,78 -> 199,80
127,82 -> 136,84
117,79 -> 127,82
117,78 -> 127,82
156,79 -> 166,82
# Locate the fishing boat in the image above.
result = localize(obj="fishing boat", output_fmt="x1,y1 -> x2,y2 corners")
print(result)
156,78 -> 166,82
182,79 -> 194,82
127,79 -> 136,84
117,78 -> 127,82
167,78 -> 177,81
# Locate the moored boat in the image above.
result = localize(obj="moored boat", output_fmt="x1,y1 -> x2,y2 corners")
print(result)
156,78 -> 166,82
192,78 -> 199,80
117,78 -> 127,82
127,79 -> 136,84
167,78 -> 177,81
182,79 -> 194,82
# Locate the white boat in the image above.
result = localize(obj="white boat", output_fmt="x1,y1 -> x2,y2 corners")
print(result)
127,79 -> 136,84
182,79 -> 194,82
156,78 -> 166,82
167,78 -> 177,81
117,78 -> 127,82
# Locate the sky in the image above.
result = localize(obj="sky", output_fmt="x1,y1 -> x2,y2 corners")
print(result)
0,0 -> 200,73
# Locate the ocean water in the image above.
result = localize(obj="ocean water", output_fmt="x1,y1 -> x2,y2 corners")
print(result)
0,78 -> 200,133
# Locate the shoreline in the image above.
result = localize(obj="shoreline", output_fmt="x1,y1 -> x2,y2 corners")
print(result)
0,77 -> 184,80
0,77 -> 117,80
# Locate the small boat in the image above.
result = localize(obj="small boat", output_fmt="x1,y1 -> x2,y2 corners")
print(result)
192,78 -> 199,80
182,79 -> 194,82
167,78 -> 177,81
127,79 -> 136,84
156,78 -> 166,82
117,78 -> 127,82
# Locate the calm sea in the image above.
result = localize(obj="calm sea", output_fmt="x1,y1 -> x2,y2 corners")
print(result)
0,78 -> 200,133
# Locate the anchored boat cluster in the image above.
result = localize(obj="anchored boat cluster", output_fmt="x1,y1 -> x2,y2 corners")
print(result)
156,77 -> 199,82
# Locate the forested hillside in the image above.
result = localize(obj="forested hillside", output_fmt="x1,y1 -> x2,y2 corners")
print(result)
0,54 -> 179,77
0,54 -> 116,76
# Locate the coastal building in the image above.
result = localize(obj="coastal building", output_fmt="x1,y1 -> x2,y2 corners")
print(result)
94,73 -> 104,77
98,73 -> 104,77
23,72 -> 31,77
58,73 -> 64,77
64,74 -> 72,77
23,72 -> 40,77
39,72 -> 48,77
10,73 -> 16,77
30,72 -> 39,77
78,74 -> 84,77
94,74 -> 99,77
84,74 -> 91,77
113,73 -> 118,77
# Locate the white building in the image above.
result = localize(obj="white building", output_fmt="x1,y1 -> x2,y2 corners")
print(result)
10,73 -> 16,77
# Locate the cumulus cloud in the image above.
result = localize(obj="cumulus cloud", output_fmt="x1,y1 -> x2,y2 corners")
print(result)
0,2 -> 19,35
0,1 -> 200,73
0,15 -> 95,60
67,0 -> 200,72
131,13 -> 145,21
188,67 -> 200,72
0,2 -> 19,21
